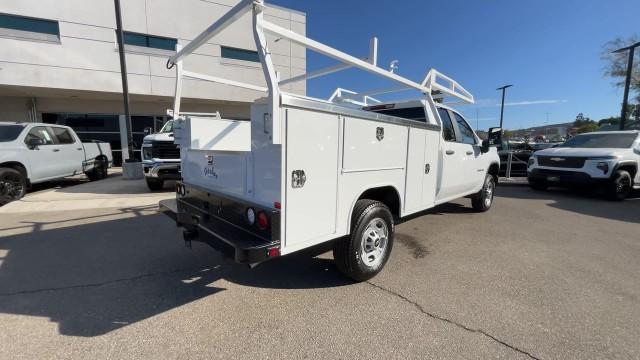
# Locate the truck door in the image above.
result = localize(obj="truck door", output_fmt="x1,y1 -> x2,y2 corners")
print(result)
285,108 -> 339,249
24,126 -> 63,181
450,112 -> 484,192
50,126 -> 84,175
435,108 -> 475,201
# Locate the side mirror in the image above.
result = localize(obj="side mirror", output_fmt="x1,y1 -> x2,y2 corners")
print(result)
144,127 -> 153,135
487,127 -> 503,146
27,138 -> 45,149
481,139 -> 490,153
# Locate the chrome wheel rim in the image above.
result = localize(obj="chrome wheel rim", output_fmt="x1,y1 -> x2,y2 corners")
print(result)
0,174 -> 24,200
360,218 -> 388,268
484,178 -> 494,207
616,177 -> 630,194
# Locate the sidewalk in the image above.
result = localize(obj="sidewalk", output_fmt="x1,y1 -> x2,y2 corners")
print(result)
0,169 -> 174,213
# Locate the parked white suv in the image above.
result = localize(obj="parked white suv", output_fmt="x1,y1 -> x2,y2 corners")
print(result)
527,130 -> 640,200
0,123 -> 113,205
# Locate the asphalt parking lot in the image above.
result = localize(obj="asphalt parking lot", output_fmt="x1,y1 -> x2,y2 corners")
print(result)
0,179 -> 639,359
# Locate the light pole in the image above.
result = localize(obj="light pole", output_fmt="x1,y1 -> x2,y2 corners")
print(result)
114,0 -> 135,162
612,41 -> 640,130
497,84 -> 513,129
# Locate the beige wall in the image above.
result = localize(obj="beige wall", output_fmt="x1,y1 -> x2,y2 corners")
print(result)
0,0 -> 306,105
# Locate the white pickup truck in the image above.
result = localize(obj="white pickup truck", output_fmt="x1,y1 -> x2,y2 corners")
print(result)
158,0 -> 500,281
0,123 -> 112,204
528,130 -> 640,200
142,120 -> 181,191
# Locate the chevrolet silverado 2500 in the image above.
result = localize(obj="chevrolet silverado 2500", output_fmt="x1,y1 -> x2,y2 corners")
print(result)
0,123 -> 112,205
159,0 -> 500,281
142,120 -> 181,190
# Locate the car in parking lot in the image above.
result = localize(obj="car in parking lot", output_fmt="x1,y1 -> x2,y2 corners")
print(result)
527,130 -> 640,200
0,123 -> 112,205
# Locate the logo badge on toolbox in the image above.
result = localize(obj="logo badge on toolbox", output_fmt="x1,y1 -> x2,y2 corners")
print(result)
376,127 -> 384,141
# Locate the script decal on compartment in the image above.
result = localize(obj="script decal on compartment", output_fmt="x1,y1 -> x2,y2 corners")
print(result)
204,166 -> 218,179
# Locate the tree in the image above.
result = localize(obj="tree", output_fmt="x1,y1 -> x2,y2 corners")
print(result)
601,35 -> 640,103
575,123 -> 599,134
574,113 -> 594,127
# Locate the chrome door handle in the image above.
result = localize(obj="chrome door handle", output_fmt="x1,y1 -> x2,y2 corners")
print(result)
445,150 -> 455,155
77,148 -> 83,151
52,149 -> 60,152
466,151 -> 473,155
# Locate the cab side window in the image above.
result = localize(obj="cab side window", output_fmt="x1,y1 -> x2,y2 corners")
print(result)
453,113 -> 476,145
50,127 -> 75,144
24,127 -> 55,145
438,108 -> 456,142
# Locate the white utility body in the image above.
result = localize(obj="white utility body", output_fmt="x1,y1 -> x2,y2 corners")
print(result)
160,0 -> 500,280
0,123 -> 112,204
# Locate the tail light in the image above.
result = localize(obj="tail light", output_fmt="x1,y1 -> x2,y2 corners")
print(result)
257,211 -> 268,230
267,247 -> 280,258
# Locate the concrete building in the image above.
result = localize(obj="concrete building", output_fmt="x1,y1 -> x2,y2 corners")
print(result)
0,0 -> 306,164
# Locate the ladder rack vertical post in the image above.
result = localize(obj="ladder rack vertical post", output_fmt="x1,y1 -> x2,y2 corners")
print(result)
172,44 -> 184,118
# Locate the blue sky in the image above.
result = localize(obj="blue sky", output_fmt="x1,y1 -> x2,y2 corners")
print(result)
270,0 -> 639,131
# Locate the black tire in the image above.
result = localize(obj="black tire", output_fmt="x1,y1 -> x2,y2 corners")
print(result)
608,170 -> 632,201
86,159 -> 108,181
146,177 -> 165,191
528,178 -> 548,191
333,200 -> 394,282
0,167 -> 27,205
472,174 -> 495,212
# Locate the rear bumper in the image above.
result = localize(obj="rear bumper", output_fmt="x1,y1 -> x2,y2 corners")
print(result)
527,168 -> 609,185
159,196 -> 280,265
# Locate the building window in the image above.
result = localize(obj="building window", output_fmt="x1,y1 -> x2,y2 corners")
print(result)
0,13 -> 60,42
122,31 -> 177,51
221,46 -> 260,62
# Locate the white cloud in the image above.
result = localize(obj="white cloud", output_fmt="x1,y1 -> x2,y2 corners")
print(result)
470,99 -> 569,108
504,99 -> 568,106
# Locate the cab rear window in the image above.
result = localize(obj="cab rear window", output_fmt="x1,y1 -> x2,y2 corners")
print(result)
0,125 -> 25,142
365,106 -> 427,122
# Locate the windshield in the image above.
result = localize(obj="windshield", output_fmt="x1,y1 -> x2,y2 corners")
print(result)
558,133 -> 637,149
0,125 -> 25,142
159,120 -> 174,133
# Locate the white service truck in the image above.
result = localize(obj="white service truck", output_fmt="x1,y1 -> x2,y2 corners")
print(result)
528,130 -> 640,200
0,123 -> 112,205
159,0 -> 500,280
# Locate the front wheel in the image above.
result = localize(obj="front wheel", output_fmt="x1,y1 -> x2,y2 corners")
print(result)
608,170 -> 632,201
333,200 -> 394,282
472,174 -> 495,212
0,167 -> 27,205
528,178 -> 548,191
146,177 -> 164,191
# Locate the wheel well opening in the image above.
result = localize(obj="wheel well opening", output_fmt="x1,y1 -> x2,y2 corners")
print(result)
488,163 -> 499,181
0,162 -> 28,180
358,186 -> 401,218
618,164 -> 637,180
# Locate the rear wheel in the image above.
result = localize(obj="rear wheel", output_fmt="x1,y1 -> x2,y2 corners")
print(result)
86,159 -> 108,181
0,167 -> 27,205
608,170 -> 632,201
146,177 -> 164,191
333,200 -> 394,281
472,174 -> 495,212
528,178 -> 548,191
